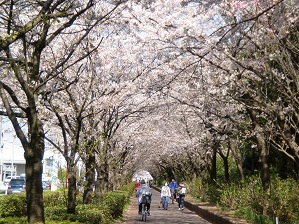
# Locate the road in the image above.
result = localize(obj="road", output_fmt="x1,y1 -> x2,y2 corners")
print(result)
121,188 -> 212,224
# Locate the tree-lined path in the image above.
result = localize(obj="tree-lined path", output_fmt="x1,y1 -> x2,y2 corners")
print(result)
121,188 -> 211,224
0,0 -> 298,223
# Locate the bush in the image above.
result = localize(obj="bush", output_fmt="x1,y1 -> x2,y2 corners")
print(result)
43,190 -> 67,207
268,176 -> 299,223
188,178 -> 206,201
0,182 -> 134,223
0,216 -> 28,224
0,194 -> 27,218
217,175 -> 299,224
44,204 -> 111,224
99,191 -> 127,219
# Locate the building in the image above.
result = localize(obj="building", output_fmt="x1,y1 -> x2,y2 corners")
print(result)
1,142 -> 25,180
0,117 -> 59,182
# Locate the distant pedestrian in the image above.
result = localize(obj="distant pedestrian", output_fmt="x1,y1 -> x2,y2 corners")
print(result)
178,183 -> 186,210
161,182 -> 171,210
148,180 -> 152,188
168,178 -> 178,204
135,180 -> 141,194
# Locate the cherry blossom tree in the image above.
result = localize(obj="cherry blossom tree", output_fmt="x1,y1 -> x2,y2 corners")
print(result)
0,0 -> 125,221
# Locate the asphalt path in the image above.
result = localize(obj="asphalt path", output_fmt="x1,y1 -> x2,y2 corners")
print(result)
121,188 -> 212,224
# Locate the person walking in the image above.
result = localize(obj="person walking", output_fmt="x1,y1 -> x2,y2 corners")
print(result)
161,181 -> 171,210
178,183 -> 186,210
135,180 -> 141,193
168,178 -> 178,204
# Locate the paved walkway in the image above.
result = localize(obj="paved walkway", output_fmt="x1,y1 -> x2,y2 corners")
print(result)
121,188 -> 211,224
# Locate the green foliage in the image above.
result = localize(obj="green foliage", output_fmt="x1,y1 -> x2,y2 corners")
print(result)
44,207 -> 70,221
99,191 -> 127,219
0,217 -> 28,224
44,182 -> 134,223
206,183 -> 222,204
58,168 -> 67,183
187,175 -> 299,224
188,178 -> 209,201
0,182 -> 134,223
44,205 -> 105,224
119,182 -> 135,193
0,194 -> 27,218
43,190 -> 67,207
268,176 -> 299,223
216,175 -> 299,224
219,176 -> 264,212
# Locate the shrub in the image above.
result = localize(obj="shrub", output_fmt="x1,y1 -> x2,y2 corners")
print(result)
188,178 -> 206,201
99,191 -> 127,219
216,175 -> 299,224
0,182 -> 134,223
43,190 -> 67,207
0,216 -> 28,223
44,205 -> 108,224
268,176 -> 299,223
0,194 -> 27,218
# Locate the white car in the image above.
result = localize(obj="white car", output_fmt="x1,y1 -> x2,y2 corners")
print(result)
0,181 -> 8,195
4,176 -> 12,185
4,176 -> 20,185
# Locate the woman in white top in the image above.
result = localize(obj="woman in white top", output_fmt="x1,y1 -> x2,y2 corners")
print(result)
160,182 -> 171,210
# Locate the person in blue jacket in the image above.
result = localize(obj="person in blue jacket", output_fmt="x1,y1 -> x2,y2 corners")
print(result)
168,178 -> 178,204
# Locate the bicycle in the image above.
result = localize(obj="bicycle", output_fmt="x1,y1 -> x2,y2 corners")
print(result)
141,202 -> 149,221
140,193 -> 151,221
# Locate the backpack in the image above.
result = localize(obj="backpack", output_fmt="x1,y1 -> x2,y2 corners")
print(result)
179,186 -> 186,195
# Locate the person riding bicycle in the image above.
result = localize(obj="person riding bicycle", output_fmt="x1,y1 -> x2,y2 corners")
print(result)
168,178 -> 178,204
136,179 -> 152,215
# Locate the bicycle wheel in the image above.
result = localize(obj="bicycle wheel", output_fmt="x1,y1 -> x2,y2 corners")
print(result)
141,203 -> 146,221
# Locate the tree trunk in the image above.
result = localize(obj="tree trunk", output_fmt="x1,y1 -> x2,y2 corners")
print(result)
95,159 -> 109,194
209,143 -> 218,183
67,160 -> 77,214
218,147 -> 230,182
223,156 -> 230,182
94,140 -> 109,198
248,109 -> 270,216
83,153 -> 95,204
209,149 -> 217,183
24,121 -> 45,224
229,137 -> 244,181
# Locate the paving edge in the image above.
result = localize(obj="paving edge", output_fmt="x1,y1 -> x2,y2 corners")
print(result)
152,185 -> 245,224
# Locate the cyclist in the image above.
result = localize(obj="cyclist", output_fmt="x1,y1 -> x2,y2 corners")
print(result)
136,179 -> 152,215
168,178 -> 178,204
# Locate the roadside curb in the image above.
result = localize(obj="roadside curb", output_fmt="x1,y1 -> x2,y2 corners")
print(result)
152,185 -> 249,224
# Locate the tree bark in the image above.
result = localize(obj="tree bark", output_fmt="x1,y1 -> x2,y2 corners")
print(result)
228,136 -> 244,181
209,141 -> 218,184
67,160 -> 77,214
0,81 -> 45,223
25,120 -> 45,224
83,153 -> 95,204
248,109 -> 270,216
